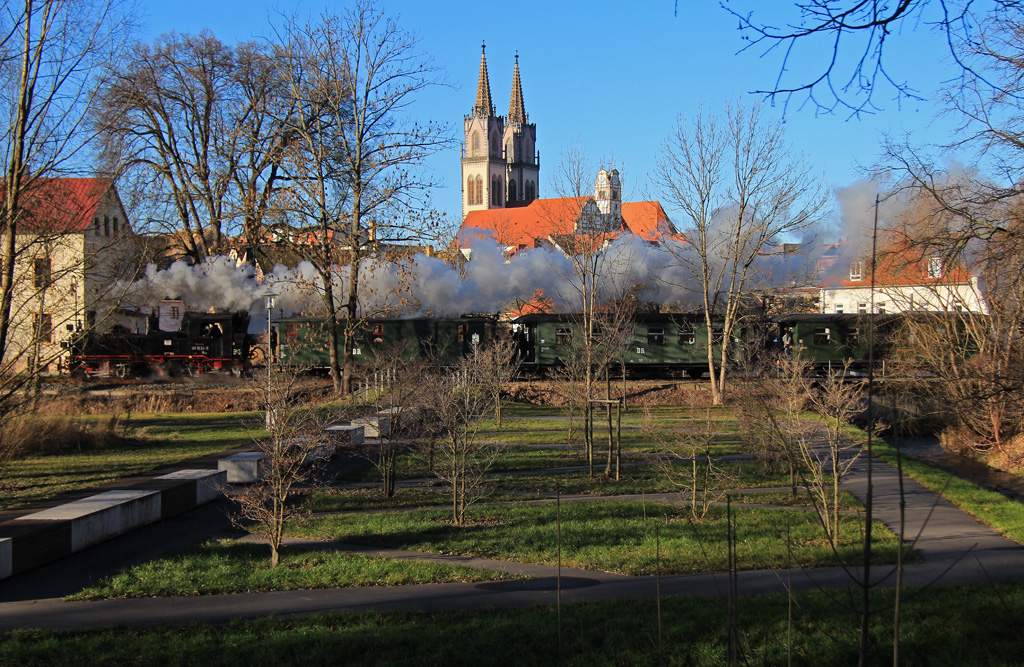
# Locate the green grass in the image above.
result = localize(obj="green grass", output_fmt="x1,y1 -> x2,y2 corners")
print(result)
489,460 -> 808,496
303,486 -> 546,512
6,582 -> 1022,666
68,539 -> 515,600
1,412 -> 265,510
293,500 -> 901,575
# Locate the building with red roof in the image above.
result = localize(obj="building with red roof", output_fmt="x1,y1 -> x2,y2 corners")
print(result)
818,239 -> 988,314
457,45 -> 674,257
5,177 -> 136,372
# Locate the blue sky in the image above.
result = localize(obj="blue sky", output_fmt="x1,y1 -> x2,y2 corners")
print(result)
140,0 -> 966,237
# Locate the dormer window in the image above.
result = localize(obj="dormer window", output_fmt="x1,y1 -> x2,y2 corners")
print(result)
928,257 -> 942,279
849,261 -> 863,281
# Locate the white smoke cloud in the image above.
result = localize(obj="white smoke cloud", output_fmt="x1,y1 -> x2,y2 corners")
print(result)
122,231 -> 837,330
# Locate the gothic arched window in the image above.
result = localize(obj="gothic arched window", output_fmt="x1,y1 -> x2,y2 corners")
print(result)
467,176 -> 475,205
475,175 -> 483,205
525,180 -> 535,202
471,132 -> 480,156
491,130 -> 499,156
509,179 -> 517,202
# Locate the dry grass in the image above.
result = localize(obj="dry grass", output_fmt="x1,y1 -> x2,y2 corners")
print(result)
505,379 -> 719,407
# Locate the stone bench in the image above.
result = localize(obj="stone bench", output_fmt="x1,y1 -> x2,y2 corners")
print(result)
14,490 -> 162,553
218,452 -> 267,484
324,424 -> 365,447
352,414 -> 389,438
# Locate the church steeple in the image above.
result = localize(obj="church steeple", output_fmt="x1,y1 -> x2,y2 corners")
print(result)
473,42 -> 493,117
507,53 -> 527,125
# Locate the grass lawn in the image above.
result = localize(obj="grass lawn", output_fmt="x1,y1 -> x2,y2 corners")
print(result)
11,581 -> 1019,665
488,460 -> 814,496
68,539 -> 514,600
304,486 -> 546,513
1,412 -> 265,511
293,499 -> 902,576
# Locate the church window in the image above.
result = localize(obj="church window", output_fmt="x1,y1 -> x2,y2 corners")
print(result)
505,139 -> 512,159
491,130 -> 499,156
509,179 -> 517,202
475,175 -> 483,205
525,181 -> 535,201
471,132 -> 480,155
467,176 -> 474,204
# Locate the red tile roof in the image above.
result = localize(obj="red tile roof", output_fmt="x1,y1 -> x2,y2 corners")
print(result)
459,197 -> 674,249
10,178 -> 113,233
822,240 -> 974,288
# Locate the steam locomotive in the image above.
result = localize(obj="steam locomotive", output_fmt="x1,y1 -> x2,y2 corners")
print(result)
67,311 -> 255,378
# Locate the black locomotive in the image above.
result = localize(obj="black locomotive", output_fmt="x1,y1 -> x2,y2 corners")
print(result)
67,311 -> 254,378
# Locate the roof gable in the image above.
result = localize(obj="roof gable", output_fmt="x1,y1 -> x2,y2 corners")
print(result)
11,178 -> 114,233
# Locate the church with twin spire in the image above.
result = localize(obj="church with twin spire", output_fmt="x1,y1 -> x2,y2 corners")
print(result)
458,44 -> 674,255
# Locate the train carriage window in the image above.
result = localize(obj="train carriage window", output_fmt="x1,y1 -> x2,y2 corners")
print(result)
555,326 -> 572,346
813,327 -> 831,345
847,328 -> 859,346
647,326 -> 665,345
711,326 -> 724,344
457,323 -> 468,344
677,327 -> 695,345
285,323 -> 298,344
372,323 -> 384,344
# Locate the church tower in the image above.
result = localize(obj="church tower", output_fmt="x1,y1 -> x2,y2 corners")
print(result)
462,44 -> 507,220
503,54 -> 539,206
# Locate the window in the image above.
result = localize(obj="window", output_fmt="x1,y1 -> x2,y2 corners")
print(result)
857,302 -> 867,314
93,217 -> 100,234
33,256 -> 51,289
170,306 -> 180,319
848,328 -> 860,347
849,261 -> 863,281
371,323 -> 384,344
525,181 -> 535,201
677,327 -> 695,345
711,326 -> 724,345
104,216 -> 110,237
33,312 -> 52,343
491,175 -> 501,205
113,217 -> 119,235
509,179 -> 517,202
285,323 -> 298,344
647,326 -> 665,345
928,257 -> 942,279
475,175 -> 483,205
466,176 -> 476,205
555,326 -> 572,346
813,327 -> 831,345
471,132 -> 480,155
491,130 -> 499,155
877,302 -> 887,314
835,304 -> 844,313
457,323 -> 467,344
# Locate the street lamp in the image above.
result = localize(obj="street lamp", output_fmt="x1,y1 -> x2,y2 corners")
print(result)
265,292 -> 278,429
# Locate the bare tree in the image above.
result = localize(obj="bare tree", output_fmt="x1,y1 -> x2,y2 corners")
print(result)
270,2 -> 450,395
233,370 -> 333,568
363,340 -> 433,498
655,101 -> 828,403
718,0 -> 1022,113
428,346 -> 512,525
97,33 -> 291,263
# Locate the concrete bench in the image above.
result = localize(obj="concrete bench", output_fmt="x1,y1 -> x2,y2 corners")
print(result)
218,452 -> 267,484
352,415 -> 388,438
14,490 -> 161,553
324,424 -> 364,447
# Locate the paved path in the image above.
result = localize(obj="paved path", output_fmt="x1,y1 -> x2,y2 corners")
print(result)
1,443 -> 1023,632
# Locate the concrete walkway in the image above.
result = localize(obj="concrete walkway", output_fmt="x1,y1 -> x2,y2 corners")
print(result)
1,444 -> 1023,632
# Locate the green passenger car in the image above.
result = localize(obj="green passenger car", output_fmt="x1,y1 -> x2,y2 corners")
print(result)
276,316 -> 497,369
512,313 -> 736,378
771,313 -> 899,373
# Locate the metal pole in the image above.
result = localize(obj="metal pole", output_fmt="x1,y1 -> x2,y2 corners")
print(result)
265,293 -> 277,430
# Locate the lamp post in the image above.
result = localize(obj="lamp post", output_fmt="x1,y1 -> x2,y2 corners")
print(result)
265,292 -> 278,429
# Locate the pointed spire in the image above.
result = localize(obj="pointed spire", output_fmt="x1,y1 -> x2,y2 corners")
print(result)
473,41 -> 493,117
508,52 -> 527,124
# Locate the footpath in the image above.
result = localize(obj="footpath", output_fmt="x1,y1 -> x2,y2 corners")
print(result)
1,444 -> 1023,632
